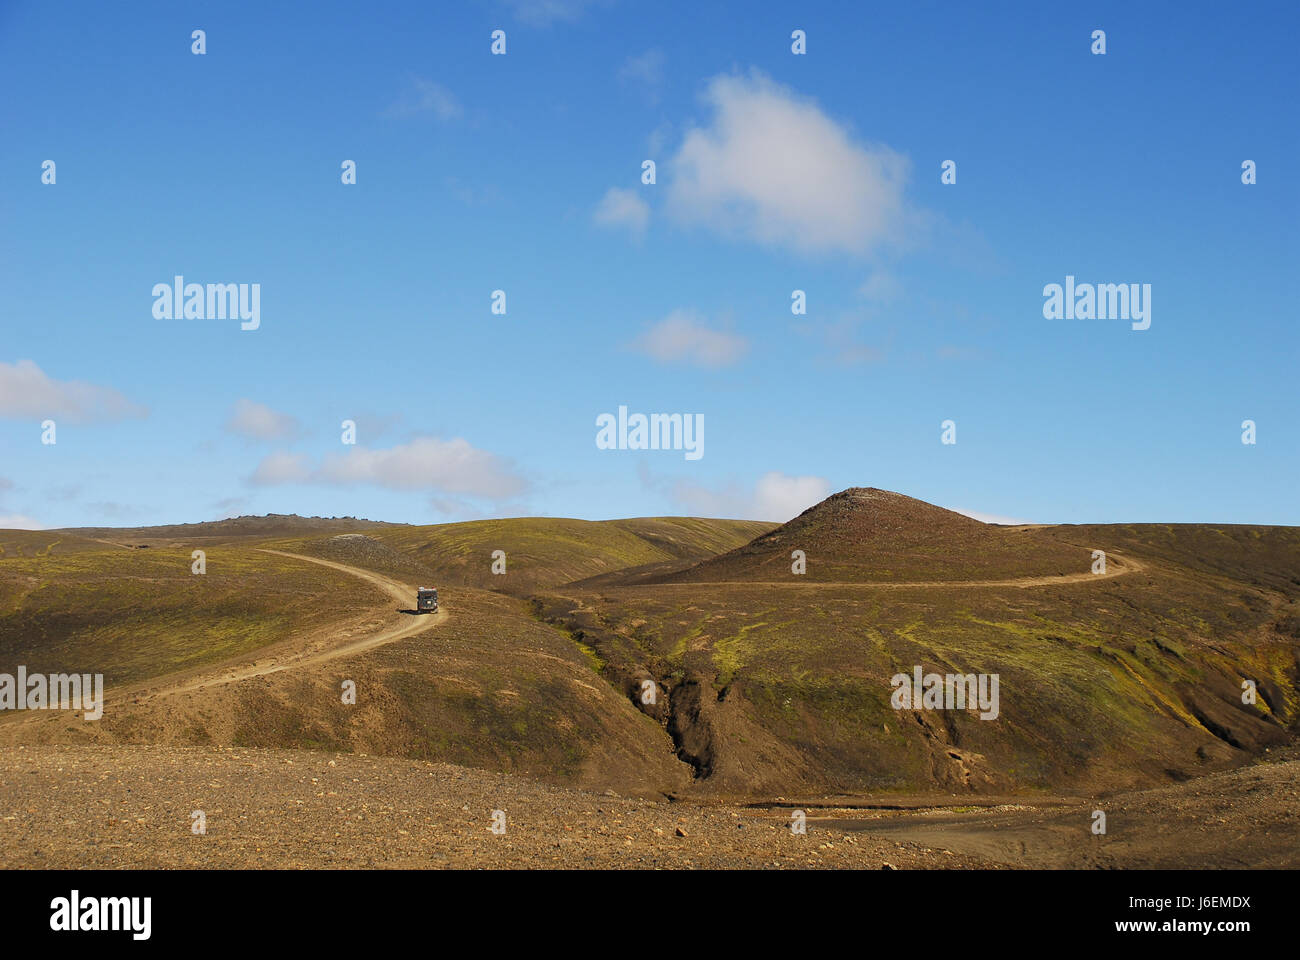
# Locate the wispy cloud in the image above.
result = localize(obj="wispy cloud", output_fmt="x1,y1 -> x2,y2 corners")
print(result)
619,48 -> 665,101
593,187 -> 650,235
0,359 -> 147,423
0,513 -> 42,530
795,313 -> 886,368
643,466 -> 830,522
502,0 -> 604,26
250,436 -> 527,501
629,309 -> 747,368
43,483 -> 80,501
427,495 -> 529,521
386,77 -> 462,120
86,501 -> 141,520
248,452 -> 311,485
225,398 -> 301,443
859,270 -> 903,303
212,495 -> 252,518
345,413 -> 404,445
445,176 -> 503,208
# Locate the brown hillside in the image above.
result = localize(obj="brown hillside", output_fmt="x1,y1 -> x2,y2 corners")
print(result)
655,488 -> 1096,583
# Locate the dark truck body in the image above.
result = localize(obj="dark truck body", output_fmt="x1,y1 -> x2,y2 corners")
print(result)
416,587 -> 438,613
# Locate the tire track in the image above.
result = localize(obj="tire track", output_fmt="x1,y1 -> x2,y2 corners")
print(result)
0,549 -> 447,725
634,551 -> 1145,590
145,549 -> 448,697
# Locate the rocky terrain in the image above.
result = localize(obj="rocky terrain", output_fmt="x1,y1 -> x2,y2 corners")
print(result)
0,744 -> 993,869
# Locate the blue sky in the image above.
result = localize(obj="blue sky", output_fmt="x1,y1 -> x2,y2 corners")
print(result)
2,0 -> 1297,529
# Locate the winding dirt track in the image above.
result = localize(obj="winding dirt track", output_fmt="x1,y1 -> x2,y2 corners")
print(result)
148,550 -> 447,698
651,551 -> 1145,589
0,545 -> 1138,725
0,549 -> 447,727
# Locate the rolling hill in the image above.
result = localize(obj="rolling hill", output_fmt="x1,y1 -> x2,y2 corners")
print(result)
337,515 -> 775,591
652,488 -> 1099,584
2,491 -> 1297,804
530,490 -> 1300,796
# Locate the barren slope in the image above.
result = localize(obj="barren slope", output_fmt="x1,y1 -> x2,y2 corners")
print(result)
534,492 -> 1300,798
4,496 -> 1297,806
373,516 -> 775,591
655,488 -> 1095,584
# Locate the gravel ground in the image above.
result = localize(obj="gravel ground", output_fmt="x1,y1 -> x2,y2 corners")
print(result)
0,744 -> 994,870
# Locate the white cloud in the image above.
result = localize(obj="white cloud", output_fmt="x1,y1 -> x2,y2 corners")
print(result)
226,399 -> 300,442
667,71 -> 909,256
316,438 -> 525,497
795,314 -> 885,368
0,359 -> 147,423
630,309 -> 747,368
0,513 -> 42,530
346,412 -> 403,444
593,187 -> 650,235
249,452 -> 311,485
444,176 -> 503,208
658,470 -> 831,522
859,270 -> 903,302
503,0 -> 601,25
250,437 -> 527,500
429,496 -> 489,520
387,77 -> 462,120
646,121 -> 672,158
750,472 -> 832,521
619,48 -> 665,98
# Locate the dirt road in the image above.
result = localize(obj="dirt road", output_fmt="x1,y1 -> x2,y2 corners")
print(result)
140,550 -> 448,698
0,550 -> 447,725
647,551 -> 1145,590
